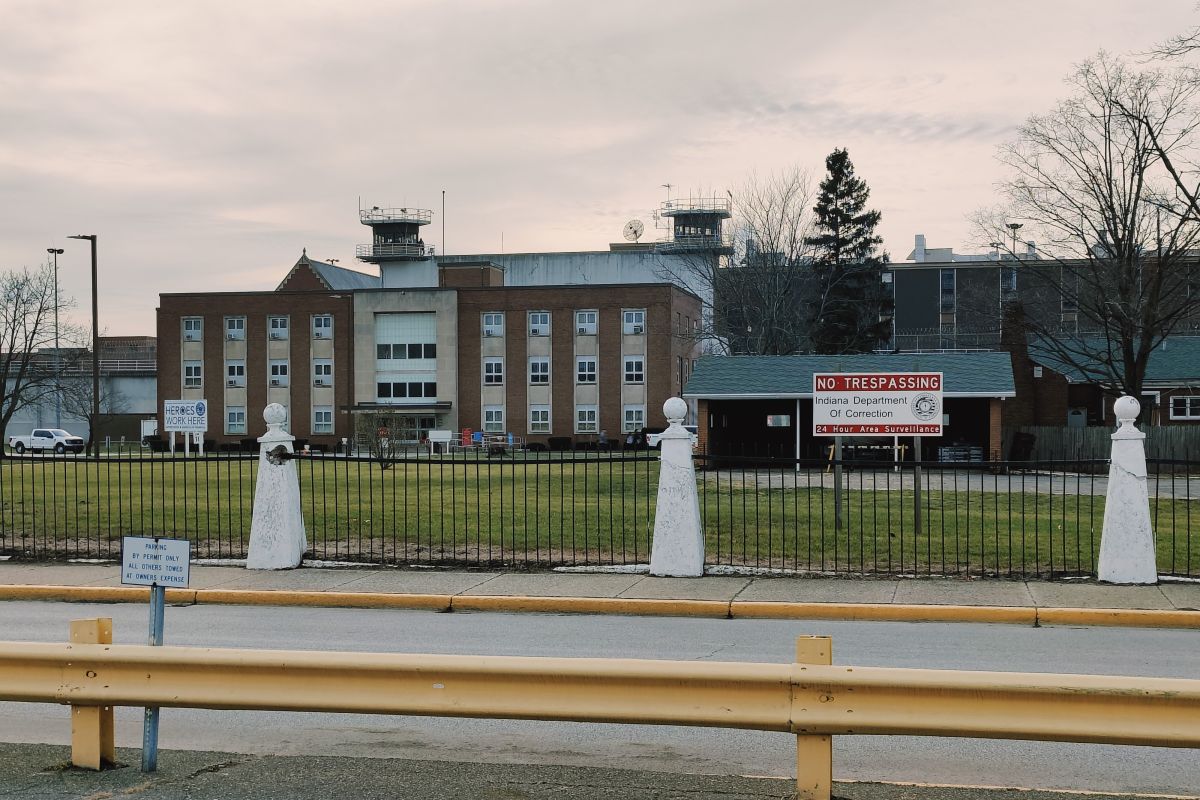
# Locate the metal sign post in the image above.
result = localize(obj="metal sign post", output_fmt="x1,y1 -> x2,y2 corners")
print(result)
121,536 -> 191,773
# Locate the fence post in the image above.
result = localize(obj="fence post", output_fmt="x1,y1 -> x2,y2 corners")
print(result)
1098,396 -> 1158,584
649,398 -> 704,577
69,618 -> 115,770
247,403 -> 307,569
794,635 -> 832,800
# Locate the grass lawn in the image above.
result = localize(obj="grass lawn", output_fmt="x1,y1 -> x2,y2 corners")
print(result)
1,455 -> 1197,577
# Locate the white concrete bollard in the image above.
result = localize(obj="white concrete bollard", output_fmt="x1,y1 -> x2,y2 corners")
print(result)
649,397 -> 705,577
1097,396 -> 1158,585
246,403 -> 307,570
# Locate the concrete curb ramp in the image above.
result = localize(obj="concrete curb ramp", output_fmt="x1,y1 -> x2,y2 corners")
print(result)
1,584 -> 1197,629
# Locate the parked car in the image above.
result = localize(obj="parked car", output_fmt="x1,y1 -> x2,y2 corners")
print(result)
646,425 -> 699,449
7,428 -> 86,455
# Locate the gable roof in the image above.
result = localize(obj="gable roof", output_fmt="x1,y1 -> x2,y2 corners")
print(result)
275,251 -> 380,292
684,352 -> 1016,398
1029,337 -> 1200,386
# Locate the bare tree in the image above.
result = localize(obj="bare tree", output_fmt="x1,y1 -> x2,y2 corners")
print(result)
654,168 -> 818,355
983,54 -> 1200,404
0,263 -> 83,454
58,376 -> 129,452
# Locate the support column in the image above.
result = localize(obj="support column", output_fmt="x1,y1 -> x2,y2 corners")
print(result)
70,618 -> 115,770
794,635 -> 832,800
988,397 -> 1004,461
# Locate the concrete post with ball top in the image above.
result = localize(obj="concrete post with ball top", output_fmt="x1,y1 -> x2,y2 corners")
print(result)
649,397 -> 705,577
247,403 -> 307,570
1097,395 -> 1158,584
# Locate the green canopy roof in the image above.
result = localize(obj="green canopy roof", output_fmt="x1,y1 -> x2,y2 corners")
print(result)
684,352 -> 1015,398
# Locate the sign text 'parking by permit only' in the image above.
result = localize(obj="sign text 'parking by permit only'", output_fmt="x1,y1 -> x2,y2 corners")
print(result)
812,372 -> 943,436
121,536 -> 191,588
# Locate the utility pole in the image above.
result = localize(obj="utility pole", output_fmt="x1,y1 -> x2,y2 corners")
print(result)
68,235 -> 99,458
47,247 -> 64,428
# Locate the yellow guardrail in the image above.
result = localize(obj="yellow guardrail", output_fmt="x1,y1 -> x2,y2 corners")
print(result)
2,622 -> 1198,800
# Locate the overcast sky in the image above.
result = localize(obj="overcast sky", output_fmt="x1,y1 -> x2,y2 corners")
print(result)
2,1 -> 1196,335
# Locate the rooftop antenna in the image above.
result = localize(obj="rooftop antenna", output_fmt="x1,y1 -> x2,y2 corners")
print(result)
623,219 -> 644,243
661,183 -> 673,202
442,189 -> 446,257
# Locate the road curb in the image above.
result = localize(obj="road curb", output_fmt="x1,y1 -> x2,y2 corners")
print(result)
1,584 -> 1197,629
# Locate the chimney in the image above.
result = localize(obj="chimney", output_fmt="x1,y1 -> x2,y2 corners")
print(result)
914,234 -> 926,263
1025,240 -> 1036,257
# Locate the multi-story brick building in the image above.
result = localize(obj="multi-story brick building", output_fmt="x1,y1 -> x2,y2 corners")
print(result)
156,199 -> 717,448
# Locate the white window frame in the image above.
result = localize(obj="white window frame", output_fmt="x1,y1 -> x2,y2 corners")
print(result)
269,316 -> 289,340
1169,395 -> 1200,420
623,355 -> 644,384
225,359 -> 246,387
269,359 -> 289,387
225,316 -> 246,341
529,357 -> 550,385
312,358 -> 333,386
623,405 -> 645,433
313,406 -> 333,434
482,312 -> 505,337
312,315 -> 333,339
182,317 -> 203,341
483,405 -> 505,433
528,311 -> 550,337
483,357 -> 505,386
576,357 -> 597,384
575,310 -> 597,335
226,406 -> 247,435
622,309 -> 646,335
575,404 -> 598,433
183,360 -> 202,389
529,404 -> 550,433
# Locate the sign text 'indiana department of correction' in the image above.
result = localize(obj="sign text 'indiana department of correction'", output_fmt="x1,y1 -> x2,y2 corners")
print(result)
812,372 -> 944,436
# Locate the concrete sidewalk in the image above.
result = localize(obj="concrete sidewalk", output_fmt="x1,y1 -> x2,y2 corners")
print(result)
1,561 -> 1198,625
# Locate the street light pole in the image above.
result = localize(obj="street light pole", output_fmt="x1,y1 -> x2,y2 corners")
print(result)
68,235 -> 99,459
47,247 -> 64,428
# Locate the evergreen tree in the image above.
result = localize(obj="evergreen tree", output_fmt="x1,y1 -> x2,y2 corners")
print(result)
804,148 -> 893,354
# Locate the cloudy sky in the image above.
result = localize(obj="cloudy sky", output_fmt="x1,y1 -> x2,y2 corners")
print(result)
2,1 -> 1196,335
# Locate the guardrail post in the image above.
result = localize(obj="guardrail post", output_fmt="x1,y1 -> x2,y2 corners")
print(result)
794,635 -> 832,800
69,618 -> 115,770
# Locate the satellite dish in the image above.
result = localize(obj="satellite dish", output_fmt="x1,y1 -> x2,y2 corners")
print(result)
623,219 -> 645,242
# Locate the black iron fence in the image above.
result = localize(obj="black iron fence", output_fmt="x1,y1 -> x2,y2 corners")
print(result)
1,447 -> 1196,578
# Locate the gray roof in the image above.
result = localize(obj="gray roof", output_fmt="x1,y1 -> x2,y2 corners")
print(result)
309,259 -> 380,290
1030,337 -> 1200,386
684,352 -> 1016,398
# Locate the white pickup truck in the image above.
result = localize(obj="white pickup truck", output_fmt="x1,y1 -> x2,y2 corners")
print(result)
7,428 -> 86,455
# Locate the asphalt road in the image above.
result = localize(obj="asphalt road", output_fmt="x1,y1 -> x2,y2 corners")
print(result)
1,601 -> 1197,795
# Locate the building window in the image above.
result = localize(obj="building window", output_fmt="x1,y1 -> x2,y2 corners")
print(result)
312,315 -> 333,339
623,405 -> 645,433
268,316 -> 289,340
377,381 -> 438,400
225,316 -> 246,341
576,357 -> 597,384
483,405 -> 504,433
529,357 -> 550,385
225,359 -> 245,387
1170,396 -> 1200,420
483,312 -> 504,337
483,357 -> 505,385
269,359 -> 289,387
313,358 -> 333,386
575,405 -> 598,433
182,317 -> 203,341
313,406 -> 333,434
623,356 -> 644,384
575,310 -> 597,335
623,310 -> 645,335
183,360 -> 202,389
528,311 -> 550,336
529,405 -> 550,433
226,406 -> 246,435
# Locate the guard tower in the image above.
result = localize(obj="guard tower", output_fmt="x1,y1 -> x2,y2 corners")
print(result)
656,196 -> 733,254
356,206 -> 434,264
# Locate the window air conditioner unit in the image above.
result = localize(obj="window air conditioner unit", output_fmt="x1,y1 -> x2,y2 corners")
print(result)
314,379 -> 328,387
270,333 -> 284,340
184,333 -> 199,341
227,380 -> 239,387
578,327 -> 588,334
270,379 -> 282,387
633,325 -> 644,334
314,331 -> 326,339
484,330 -> 494,337
226,334 -> 238,341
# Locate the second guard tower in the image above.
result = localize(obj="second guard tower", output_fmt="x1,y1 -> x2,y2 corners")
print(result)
357,205 -> 436,287
655,195 -> 733,255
